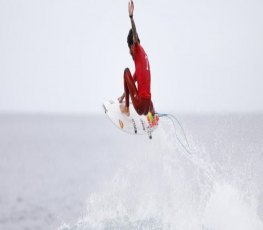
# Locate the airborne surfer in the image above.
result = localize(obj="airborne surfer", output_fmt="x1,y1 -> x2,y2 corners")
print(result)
119,0 -> 157,125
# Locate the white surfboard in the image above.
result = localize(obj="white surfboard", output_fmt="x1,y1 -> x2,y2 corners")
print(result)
102,99 -> 158,139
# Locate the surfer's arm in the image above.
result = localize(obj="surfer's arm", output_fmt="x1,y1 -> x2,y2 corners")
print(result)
128,0 -> 139,44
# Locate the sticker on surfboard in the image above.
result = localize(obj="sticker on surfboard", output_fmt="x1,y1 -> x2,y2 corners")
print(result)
103,99 -> 158,139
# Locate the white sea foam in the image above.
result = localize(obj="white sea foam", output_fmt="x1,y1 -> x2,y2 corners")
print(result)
59,119 -> 263,230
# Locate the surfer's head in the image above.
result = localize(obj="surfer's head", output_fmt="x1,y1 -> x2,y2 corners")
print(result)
127,29 -> 140,57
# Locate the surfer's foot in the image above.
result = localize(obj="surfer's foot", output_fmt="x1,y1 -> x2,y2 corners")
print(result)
120,104 -> 130,116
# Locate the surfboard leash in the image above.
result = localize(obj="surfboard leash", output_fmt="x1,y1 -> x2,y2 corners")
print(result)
156,113 -> 192,155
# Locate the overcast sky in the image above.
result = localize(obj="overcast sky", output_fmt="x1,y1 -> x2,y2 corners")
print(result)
0,0 -> 262,114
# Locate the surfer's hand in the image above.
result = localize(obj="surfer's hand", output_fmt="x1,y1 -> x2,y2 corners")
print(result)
128,0 -> 134,17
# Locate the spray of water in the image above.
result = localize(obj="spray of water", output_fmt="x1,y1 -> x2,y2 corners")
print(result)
59,118 -> 263,230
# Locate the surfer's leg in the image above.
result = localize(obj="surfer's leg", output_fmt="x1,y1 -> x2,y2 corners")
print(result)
120,68 -> 137,116
149,100 -> 155,115
139,98 -> 152,115
123,69 -> 154,116
135,99 -> 155,116
123,68 -> 139,108
124,69 -> 152,115
123,69 -> 130,107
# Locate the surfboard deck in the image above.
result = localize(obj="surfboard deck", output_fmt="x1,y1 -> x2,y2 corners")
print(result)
103,99 -> 158,139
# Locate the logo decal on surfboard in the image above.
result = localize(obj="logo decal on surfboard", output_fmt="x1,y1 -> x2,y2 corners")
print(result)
131,119 -> 137,134
140,119 -> 146,131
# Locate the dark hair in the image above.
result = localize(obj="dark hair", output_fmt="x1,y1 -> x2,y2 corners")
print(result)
127,29 -> 140,48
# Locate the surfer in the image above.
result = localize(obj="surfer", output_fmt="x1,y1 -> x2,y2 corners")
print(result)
119,0 -> 156,122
